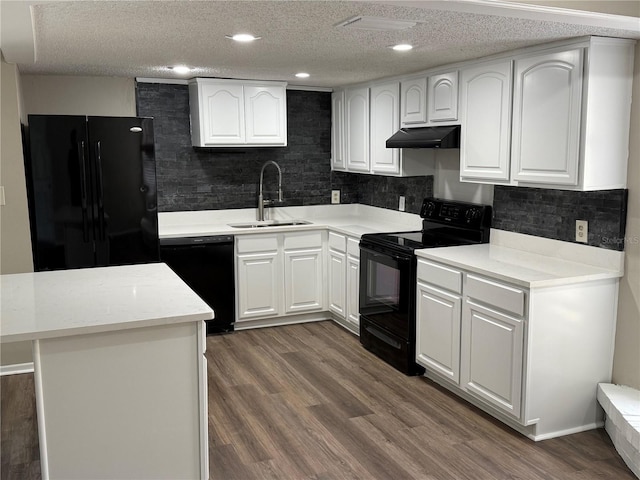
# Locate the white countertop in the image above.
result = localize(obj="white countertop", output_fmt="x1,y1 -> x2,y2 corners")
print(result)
0,263 -> 214,343
416,230 -> 624,288
158,204 -> 423,239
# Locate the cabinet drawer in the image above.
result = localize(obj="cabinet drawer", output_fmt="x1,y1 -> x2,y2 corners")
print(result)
347,237 -> 360,258
466,274 -> 525,317
328,231 -> 346,252
283,231 -> 322,250
417,259 -> 462,294
236,235 -> 278,254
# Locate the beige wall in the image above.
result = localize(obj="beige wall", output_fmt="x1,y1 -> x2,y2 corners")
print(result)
0,73 -> 136,368
612,42 -> 640,389
0,56 -> 34,366
21,75 -> 136,116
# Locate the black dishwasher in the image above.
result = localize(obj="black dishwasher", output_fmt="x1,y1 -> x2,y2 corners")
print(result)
160,235 -> 235,335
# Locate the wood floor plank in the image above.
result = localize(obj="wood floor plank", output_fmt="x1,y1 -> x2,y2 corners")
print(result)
281,351 -> 374,418
309,403 -> 414,480
1,320 -> 635,480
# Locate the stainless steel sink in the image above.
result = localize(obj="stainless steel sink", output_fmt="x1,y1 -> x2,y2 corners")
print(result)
228,220 -> 312,229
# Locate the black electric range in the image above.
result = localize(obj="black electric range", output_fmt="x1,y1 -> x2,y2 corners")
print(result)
358,198 -> 492,375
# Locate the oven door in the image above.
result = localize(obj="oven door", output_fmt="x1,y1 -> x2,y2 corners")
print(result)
359,243 -> 414,339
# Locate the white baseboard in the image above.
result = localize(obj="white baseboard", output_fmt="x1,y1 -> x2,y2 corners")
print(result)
0,362 -> 35,376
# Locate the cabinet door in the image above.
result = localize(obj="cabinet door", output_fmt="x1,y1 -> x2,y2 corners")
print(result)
461,300 -> 523,418
346,255 -> 360,328
428,71 -> 458,122
416,281 -> 462,384
201,83 -> 245,144
236,252 -> 280,320
284,249 -> 324,314
345,87 -> 370,172
401,77 -> 427,126
244,85 -> 287,145
511,49 -> 582,185
328,249 -> 346,318
370,82 -> 400,175
460,60 -> 513,181
331,91 -> 346,170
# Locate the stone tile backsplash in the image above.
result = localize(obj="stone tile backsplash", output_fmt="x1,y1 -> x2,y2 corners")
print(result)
136,83 -> 333,211
493,186 -> 628,251
136,81 -> 629,250
136,81 -> 432,215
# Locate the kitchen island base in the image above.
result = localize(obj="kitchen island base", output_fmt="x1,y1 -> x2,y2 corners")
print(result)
34,321 -> 208,479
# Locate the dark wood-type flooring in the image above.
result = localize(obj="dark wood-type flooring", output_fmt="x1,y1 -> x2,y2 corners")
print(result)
1,320 -> 634,479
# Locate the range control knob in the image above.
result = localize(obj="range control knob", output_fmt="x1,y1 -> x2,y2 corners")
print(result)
423,201 -> 436,218
465,208 -> 480,222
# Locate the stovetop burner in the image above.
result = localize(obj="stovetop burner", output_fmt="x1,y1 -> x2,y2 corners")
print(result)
362,231 -> 464,251
361,198 -> 492,253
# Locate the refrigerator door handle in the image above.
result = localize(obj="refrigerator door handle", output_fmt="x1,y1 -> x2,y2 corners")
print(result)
77,141 -> 90,242
95,141 -> 106,241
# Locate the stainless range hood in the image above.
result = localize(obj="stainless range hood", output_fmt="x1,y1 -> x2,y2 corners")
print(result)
386,125 -> 460,149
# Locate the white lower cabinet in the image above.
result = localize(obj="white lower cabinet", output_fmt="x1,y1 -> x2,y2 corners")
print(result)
416,254 -> 620,440
328,232 -> 360,333
346,251 -> 360,328
417,259 -> 526,420
416,281 -> 461,384
328,249 -> 346,317
236,235 -> 280,320
284,247 -> 324,314
236,231 -> 325,323
461,300 -> 523,418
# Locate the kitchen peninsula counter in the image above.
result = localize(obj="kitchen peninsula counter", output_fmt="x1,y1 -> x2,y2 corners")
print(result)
158,203 -> 423,239
0,263 -> 212,479
416,229 -> 625,288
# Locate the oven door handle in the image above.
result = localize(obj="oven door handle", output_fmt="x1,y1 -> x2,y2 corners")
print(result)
364,324 -> 402,350
359,245 -> 413,263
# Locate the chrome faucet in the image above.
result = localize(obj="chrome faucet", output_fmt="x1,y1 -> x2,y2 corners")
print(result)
257,161 -> 283,221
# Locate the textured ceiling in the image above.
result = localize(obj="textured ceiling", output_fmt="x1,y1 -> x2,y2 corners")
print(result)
6,0 -> 640,87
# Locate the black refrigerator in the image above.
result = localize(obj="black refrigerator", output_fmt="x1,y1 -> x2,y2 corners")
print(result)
25,115 -> 159,271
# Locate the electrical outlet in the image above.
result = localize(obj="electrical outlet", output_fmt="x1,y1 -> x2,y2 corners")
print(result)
331,190 -> 340,204
399,196 -> 406,212
576,220 -> 588,243
0,186 -> 5,206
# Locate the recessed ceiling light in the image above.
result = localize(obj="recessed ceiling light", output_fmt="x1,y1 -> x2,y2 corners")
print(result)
169,65 -> 192,74
225,33 -> 261,43
295,72 -> 310,79
391,44 -> 413,51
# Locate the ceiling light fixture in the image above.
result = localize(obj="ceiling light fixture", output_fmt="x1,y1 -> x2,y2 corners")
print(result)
295,72 -> 310,78
391,44 -> 413,51
169,65 -> 192,74
225,33 -> 261,43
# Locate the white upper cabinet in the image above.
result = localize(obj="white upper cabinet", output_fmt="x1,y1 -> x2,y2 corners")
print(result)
331,90 -> 346,171
458,37 -> 634,190
189,78 -> 287,147
400,72 -> 458,126
345,87 -> 370,172
370,82 -> 400,175
511,39 -> 634,190
511,49 -> 583,185
198,83 -> 245,145
332,84 -> 435,177
428,71 -> 458,122
400,77 -> 427,126
459,60 -> 513,182
244,85 -> 287,145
